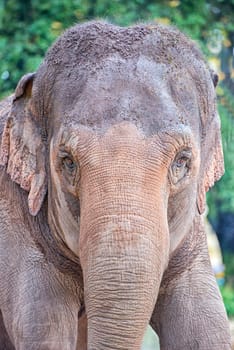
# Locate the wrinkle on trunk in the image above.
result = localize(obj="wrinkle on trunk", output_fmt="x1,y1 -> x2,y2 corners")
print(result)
80,214 -> 169,350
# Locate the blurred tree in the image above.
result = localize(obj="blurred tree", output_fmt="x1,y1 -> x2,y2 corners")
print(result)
0,0 -> 89,96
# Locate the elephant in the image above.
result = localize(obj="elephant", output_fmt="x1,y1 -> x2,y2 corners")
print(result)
0,21 -> 232,349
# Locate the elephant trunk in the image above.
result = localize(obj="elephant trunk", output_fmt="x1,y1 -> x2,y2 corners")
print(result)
78,133 -> 170,349
80,200 -> 169,349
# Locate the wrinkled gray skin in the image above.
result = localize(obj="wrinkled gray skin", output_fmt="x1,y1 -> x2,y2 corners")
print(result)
0,21 -> 231,349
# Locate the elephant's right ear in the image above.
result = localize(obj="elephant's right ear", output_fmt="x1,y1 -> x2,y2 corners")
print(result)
0,73 -> 47,216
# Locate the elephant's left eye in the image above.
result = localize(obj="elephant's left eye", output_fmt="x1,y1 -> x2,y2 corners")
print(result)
170,149 -> 192,184
175,155 -> 189,168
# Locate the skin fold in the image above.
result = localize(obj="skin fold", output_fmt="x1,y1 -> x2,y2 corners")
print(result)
0,21 -> 231,349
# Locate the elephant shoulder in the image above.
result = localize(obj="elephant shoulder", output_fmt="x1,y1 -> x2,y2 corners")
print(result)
0,95 -> 13,137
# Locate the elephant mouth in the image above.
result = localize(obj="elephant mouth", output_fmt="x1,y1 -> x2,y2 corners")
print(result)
78,303 -> 85,318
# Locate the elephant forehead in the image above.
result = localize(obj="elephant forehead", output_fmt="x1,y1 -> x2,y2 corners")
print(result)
54,56 -> 200,138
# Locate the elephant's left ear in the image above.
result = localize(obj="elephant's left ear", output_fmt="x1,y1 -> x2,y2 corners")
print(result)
0,73 -> 47,216
197,108 -> 224,214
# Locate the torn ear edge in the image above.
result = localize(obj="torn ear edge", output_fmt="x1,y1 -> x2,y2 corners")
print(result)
197,132 -> 224,214
0,72 -> 47,216
0,73 -> 36,167
0,116 -> 11,167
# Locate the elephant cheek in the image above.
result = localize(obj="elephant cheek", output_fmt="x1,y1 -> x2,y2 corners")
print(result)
49,151 -> 80,255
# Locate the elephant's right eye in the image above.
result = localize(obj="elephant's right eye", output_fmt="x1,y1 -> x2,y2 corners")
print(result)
61,156 -> 78,182
57,150 -> 77,178
62,156 -> 76,172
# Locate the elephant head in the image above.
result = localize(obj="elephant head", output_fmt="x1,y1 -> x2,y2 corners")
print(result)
0,22 -> 224,349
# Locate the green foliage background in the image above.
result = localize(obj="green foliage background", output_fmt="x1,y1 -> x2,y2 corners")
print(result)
0,0 -> 234,317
